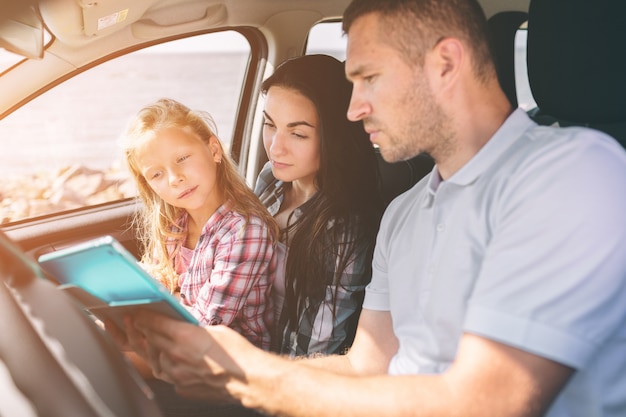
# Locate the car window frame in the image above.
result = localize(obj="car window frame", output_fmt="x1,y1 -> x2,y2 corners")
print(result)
0,27 -> 268,227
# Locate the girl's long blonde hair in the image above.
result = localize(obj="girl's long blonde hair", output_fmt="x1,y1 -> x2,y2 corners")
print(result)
120,98 -> 279,292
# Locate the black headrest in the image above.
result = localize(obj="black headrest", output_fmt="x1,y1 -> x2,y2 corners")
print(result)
527,0 -> 626,124
487,11 -> 528,108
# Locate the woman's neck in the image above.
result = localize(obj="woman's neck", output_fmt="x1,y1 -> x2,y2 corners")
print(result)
274,180 -> 317,235
289,178 -> 317,207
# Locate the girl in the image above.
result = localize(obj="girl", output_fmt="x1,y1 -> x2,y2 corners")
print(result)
121,98 -> 278,349
255,55 -> 384,356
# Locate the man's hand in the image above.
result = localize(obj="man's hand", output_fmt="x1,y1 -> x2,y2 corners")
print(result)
102,318 -> 132,351
125,309 -> 271,403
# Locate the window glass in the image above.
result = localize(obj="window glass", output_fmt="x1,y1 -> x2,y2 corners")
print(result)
514,28 -> 537,111
0,31 -> 249,224
305,21 -> 346,61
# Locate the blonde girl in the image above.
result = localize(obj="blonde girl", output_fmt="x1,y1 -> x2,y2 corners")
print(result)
121,98 -> 278,349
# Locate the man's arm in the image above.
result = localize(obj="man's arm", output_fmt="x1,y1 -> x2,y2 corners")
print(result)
128,309 -> 572,417
299,308 -> 398,374
123,309 -> 397,396
242,332 -> 573,417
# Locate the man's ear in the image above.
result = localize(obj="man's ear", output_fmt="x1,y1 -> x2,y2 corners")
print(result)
428,37 -> 464,90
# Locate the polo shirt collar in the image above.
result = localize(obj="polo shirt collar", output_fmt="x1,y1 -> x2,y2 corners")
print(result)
432,109 -> 535,189
450,109 -> 535,185
422,109 -> 535,205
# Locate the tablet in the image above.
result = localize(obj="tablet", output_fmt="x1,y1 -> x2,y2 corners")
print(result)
37,235 -> 199,328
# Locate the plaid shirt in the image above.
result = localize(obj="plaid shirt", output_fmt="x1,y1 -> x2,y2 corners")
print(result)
255,162 -> 373,356
174,202 -> 275,350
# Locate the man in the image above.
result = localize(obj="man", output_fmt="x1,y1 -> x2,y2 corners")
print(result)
122,0 -> 626,416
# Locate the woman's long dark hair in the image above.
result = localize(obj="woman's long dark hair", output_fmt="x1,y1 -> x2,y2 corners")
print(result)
261,55 -> 384,346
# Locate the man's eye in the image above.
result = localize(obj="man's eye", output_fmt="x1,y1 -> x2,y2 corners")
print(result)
364,74 -> 377,83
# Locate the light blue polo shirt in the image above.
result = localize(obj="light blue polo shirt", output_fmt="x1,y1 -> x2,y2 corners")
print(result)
364,109 -> 626,416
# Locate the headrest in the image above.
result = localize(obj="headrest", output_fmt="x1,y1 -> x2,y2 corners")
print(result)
527,0 -> 626,124
487,11 -> 528,108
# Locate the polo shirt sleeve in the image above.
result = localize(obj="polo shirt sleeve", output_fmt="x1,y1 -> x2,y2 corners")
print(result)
464,128 -> 626,369
363,202 -> 395,312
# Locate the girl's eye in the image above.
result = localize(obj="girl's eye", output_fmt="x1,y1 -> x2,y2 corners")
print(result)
149,171 -> 162,180
177,155 -> 190,163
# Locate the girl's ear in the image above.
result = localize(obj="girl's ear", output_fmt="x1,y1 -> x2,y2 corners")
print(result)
208,136 -> 223,164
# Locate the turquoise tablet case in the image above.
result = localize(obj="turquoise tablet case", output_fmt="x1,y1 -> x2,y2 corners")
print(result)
38,235 -> 199,326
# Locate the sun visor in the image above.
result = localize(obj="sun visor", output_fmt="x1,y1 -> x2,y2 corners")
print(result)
79,0 -> 150,37
0,3 -> 44,59
39,0 -> 154,46
132,2 -> 227,39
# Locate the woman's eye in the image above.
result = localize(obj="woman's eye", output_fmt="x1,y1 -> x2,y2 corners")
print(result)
293,132 -> 306,139
263,121 -> 275,129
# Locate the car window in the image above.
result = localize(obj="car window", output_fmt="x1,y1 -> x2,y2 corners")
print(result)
514,27 -> 537,111
305,21 -> 346,61
0,31 -> 250,224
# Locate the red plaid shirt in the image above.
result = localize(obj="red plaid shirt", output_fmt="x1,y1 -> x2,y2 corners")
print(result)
174,202 -> 276,349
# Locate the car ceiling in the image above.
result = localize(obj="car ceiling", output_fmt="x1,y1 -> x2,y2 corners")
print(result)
0,0 -> 530,117
38,0 -> 530,46
3,0 -> 531,56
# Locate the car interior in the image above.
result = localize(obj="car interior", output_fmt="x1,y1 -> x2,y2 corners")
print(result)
0,0 -> 624,414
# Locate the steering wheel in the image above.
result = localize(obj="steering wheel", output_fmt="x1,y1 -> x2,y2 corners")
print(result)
0,230 -> 163,417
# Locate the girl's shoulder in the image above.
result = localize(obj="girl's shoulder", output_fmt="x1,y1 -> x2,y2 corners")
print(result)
214,205 -> 271,234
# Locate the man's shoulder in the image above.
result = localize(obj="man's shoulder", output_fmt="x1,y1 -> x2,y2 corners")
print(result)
522,116 -> 624,154
493,120 -> 626,184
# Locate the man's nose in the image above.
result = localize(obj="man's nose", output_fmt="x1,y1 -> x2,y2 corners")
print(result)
347,89 -> 370,122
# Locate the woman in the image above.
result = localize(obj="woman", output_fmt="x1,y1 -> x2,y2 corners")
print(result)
255,54 -> 384,356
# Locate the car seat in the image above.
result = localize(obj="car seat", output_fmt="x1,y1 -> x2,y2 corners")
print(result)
526,0 -> 626,146
0,230 -> 164,417
377,151 -> 434,206
487,10 -> 529,109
